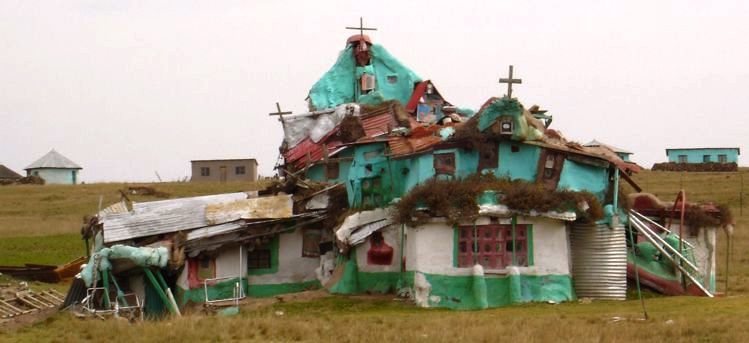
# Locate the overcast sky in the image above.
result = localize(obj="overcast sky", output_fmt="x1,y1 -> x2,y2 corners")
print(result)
1,1 -> 747,182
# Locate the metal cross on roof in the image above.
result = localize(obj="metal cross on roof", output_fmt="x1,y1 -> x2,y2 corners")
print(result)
499,65 -> 522,98
345,17 -> 377,37
268,102 -> 292,118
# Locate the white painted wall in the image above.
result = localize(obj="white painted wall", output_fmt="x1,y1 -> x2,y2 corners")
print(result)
684,227 -> 717,290
28,168 -> 79,184
177,228 -> 322,290
248,228 -> 319,285
355,224 -> 402,273
404,216 -> 571,277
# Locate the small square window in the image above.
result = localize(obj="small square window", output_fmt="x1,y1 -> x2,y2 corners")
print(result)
703,155 -> 711,163
326,162 -> 339,180
499,118 -> 514,134
478,144 -> 498,171
434,152 -> 456,175
200,167 -> 210,176
718,154 -> 727,163
387,75 -> 398,84
302,229 -> 322,257
247,249 -> 271,269
196,256 -> 215,281
235,166 -> 246,175
678,155 -> 687,163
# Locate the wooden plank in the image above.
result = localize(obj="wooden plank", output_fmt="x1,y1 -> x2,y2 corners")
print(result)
16,297 -> 42,310
0,298 -> 25,313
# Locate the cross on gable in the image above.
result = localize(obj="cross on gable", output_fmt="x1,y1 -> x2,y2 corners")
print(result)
269,102 -> 292,119
499,65 -> 522,99
345,17 -> 377,37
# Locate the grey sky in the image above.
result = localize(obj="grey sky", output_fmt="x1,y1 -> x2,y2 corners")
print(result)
1,1 -> 747,182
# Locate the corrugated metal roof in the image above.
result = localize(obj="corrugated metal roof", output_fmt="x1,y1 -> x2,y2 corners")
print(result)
584,139 -> 633,154
102,192 -> 249,243
388,135 -> 442,156
204,194 -> 293,225
184,222 -> 245,242
283,133 -> 344,169
25,150 -> 82,170
98,201 -> 129,217
361,112 -> 397,138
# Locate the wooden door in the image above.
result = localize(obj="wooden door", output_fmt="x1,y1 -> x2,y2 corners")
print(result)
219,166 -> 227,183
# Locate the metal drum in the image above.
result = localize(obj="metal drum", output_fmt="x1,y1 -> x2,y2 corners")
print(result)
570,224 -> 627,300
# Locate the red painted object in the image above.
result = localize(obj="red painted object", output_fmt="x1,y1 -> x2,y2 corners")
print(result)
366,232 -> 393,265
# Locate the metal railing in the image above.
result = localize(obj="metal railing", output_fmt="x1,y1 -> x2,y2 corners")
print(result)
203,276 -> 245,303
628,210 -> 713,297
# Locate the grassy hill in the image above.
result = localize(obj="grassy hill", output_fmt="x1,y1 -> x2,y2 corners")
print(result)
0,181 -> 269,265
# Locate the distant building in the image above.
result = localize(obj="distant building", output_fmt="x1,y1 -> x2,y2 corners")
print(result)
24,150 -> 82,185
584,140 -> 633,161
0,164 -> 22,182
190,159 -> 258,182
665,147 -> 740,164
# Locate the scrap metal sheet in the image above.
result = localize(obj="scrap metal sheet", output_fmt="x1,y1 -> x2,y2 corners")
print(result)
101,192 -> 249,243
204,194 -> 293,225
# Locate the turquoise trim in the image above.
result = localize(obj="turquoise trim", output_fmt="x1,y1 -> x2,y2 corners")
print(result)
247,236 -> 279,275
527,225 -> 534,266
178,277 -> 321,305
452,226 -> 459,267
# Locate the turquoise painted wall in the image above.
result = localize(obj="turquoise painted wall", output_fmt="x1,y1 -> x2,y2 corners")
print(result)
305,149 -> 353,184
494,142 -> 540,181
666,148 -> 739,163
27,168 -> 79,184
308,44 -> 421,110
617,152 -> 631,162
557,160 -> 609,199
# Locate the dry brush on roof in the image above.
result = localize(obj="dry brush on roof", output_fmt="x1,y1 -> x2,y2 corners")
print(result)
393,174 -> 604,226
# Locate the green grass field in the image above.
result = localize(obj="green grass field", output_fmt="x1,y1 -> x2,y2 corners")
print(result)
0,172 -> 747,342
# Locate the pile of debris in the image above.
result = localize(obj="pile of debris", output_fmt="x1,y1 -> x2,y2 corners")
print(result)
0,175 -> 45,186
0,257 -> 86,283
651,162 -> 738,172
66,177 -> 347,319
122,186 -> 170,198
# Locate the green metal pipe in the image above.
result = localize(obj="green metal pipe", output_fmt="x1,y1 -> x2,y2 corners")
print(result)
143,268 -> 176,315
472,222 -> 478,265
155,269 -> 170,291
511,215 -> 517,266
108,271 -> 129,307
101,270 -> 111,309
628,215 -> 648,320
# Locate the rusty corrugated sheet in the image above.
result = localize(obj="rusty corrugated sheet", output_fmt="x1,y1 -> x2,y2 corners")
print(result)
360,112 -> 396,138
570,223 -> 627,300
388,135 -> 442,156
283,129 -> 344,169
204,194 -> 293,225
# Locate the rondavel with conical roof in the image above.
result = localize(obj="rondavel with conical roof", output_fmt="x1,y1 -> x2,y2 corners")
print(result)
24,149 -> 82,184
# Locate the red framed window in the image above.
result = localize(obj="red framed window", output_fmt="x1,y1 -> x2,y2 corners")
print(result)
456,224 -> 529,269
